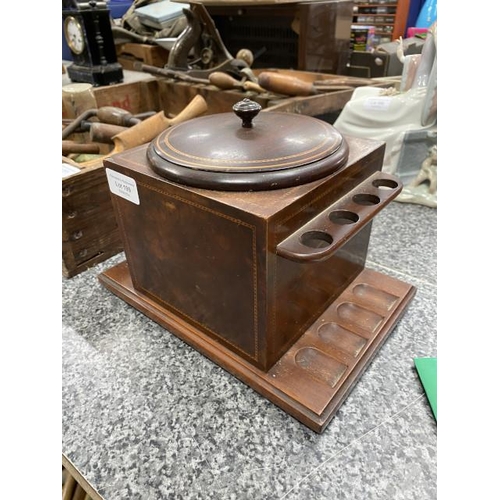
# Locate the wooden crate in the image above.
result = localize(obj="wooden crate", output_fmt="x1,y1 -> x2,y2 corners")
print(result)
62,77 -> 159,119
155,79 -> 272,117
154,69 -> 390,118
116,43 -> 170,72
62,78 -> 160,278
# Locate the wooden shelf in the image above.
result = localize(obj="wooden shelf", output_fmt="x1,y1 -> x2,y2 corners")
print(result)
351,0 -> 410,49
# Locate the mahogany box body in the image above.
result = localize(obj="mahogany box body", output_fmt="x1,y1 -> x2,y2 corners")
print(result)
104,136 -> 386,371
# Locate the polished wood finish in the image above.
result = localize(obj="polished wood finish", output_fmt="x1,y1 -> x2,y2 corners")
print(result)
147,106 -> 349,190
99,262 -> 415,433
276,173 -> 401,262
99,131 -> 415,432
102,135 -> 387,371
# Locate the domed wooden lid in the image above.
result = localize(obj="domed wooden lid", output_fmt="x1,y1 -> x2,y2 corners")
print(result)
147,98 -> 349,191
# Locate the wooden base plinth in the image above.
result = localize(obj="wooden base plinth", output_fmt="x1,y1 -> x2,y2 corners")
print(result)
99,262 -> 415,433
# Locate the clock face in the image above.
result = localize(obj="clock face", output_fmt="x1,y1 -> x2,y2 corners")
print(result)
64,16 -> 85,55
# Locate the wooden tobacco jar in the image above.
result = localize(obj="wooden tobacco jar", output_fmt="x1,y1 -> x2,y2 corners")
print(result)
99,98 -> 415,433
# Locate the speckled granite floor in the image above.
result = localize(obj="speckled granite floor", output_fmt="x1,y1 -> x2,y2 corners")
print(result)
62,200 -> 437,500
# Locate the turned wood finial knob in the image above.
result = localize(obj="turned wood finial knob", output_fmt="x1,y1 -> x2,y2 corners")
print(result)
232,98 -> 262,128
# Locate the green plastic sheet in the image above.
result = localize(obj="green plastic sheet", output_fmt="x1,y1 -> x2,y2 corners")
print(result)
414,357 -> 437,420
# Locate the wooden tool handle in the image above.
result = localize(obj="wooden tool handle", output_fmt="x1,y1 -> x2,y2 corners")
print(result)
96,106 -> 140,126
89,123 -> 127,144
165,94 -> 208,126
112,94 -> 208,153
111,111 -> 168,153
257,72 -> 317,97
242,81 -> 266,93
62,140 -> 100,155
208,72 -> 241,90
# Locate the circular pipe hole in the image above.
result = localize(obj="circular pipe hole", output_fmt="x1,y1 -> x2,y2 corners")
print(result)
372,178 -> 399,190
352,193 -> 380,206
300,230 -> 333,249
329,210 -> 359,225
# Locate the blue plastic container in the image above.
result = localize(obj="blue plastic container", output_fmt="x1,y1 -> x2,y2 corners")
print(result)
108,0 -> 134,19
415,0 -> 437,28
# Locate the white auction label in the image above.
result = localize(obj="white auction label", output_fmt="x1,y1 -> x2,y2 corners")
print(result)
363,97 -> 392,111
62,162 -> 80,179
106,168 -> 140,205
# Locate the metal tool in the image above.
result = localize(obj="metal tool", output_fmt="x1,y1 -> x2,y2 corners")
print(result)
62,106 -> 142,140
164,3 -> 249,80
133,62 -> 210,85
257,72 -> 354,97
67,95 -> 208,167
61,121 -> 128,144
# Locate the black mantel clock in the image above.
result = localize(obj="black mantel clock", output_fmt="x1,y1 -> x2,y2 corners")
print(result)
62,0 -> 123,86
